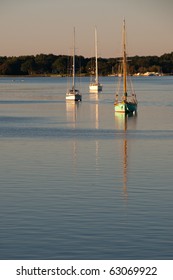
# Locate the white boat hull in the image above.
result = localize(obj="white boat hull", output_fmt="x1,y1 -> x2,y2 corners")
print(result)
89,83 -> 102,92
66,89 -> 82,101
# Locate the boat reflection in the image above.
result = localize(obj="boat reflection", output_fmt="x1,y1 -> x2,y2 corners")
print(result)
89,92 -> 99,101
89,93 -> 100,169
66,101 -> 79,128
66,101 -> 80,173
89,93 -> 99,129
114,112 -> 137,201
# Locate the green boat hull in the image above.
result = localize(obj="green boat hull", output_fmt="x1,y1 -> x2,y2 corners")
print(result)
114,101 -> 137,114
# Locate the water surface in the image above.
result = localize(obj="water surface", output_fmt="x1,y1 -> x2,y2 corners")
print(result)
0,76 -> 172,259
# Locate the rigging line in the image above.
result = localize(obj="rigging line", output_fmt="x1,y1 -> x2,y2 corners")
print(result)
115,63 -> 123,97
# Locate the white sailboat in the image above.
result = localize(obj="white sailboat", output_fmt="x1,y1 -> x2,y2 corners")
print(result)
114,20 -> 137,114
89,28 -> 102,93
66,27 -> 82,102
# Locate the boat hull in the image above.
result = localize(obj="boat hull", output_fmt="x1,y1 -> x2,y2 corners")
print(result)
66,94 -> 81,101
114,101 -> 137,113
89,83 -> 102,93
66,90 -> 82,101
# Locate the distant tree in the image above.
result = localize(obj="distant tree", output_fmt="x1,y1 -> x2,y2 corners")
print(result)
76,55 -> 87,74
20,56 -> 36,75
0,57 -> 21,75
107,58 -> 119,75
148,65 -> 161,73
52,56 -> 68,74
160,52 -> 173,73
85,59 -> 94,75
98,58 -> 108,75
0,56 -> 7,65
138,66 -> 147,74
0,52 -> 172,75
34,54 -> 57,74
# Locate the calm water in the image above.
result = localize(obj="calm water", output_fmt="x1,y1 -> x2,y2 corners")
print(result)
0,76 -> 172,260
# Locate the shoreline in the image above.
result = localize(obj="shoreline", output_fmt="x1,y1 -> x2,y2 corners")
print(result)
0,73 -> 172,78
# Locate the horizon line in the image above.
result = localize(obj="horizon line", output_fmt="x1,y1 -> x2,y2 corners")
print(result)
0,51 -> 172,59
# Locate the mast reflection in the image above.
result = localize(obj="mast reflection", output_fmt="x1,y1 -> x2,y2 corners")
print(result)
66,101 -> 79,128
66,101 -> 79,173
114,112 -> 137,201
89,93 -> 99,170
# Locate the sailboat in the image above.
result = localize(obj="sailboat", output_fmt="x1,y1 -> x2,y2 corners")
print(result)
66,27 -> 82,102
114,20 -> 137,113
89,28 -> 102,93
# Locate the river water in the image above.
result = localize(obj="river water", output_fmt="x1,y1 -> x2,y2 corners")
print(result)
0,76 -> 172,259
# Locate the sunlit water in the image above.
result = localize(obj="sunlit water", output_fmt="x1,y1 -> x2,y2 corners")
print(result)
0,76 -> 172,259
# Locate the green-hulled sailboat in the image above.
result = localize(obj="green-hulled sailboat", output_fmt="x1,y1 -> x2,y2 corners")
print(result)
114,20 -> 137,114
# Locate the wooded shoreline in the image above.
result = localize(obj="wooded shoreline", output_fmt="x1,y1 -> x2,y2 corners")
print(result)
0,52 -> 172,76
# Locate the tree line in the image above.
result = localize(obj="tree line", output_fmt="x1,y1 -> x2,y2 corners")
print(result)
0,52 -> 172,76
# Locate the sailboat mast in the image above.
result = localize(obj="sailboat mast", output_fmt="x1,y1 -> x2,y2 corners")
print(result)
72,27 -> 75,90
123,19 -> 127,99
95,27 -> 98,84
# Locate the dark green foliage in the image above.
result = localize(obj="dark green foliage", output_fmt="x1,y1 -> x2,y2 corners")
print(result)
0,52 -> 172,75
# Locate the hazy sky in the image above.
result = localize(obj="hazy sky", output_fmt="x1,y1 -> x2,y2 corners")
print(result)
0,0 -> 172,58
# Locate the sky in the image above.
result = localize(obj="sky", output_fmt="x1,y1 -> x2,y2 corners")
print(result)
0,0 -> 173,58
